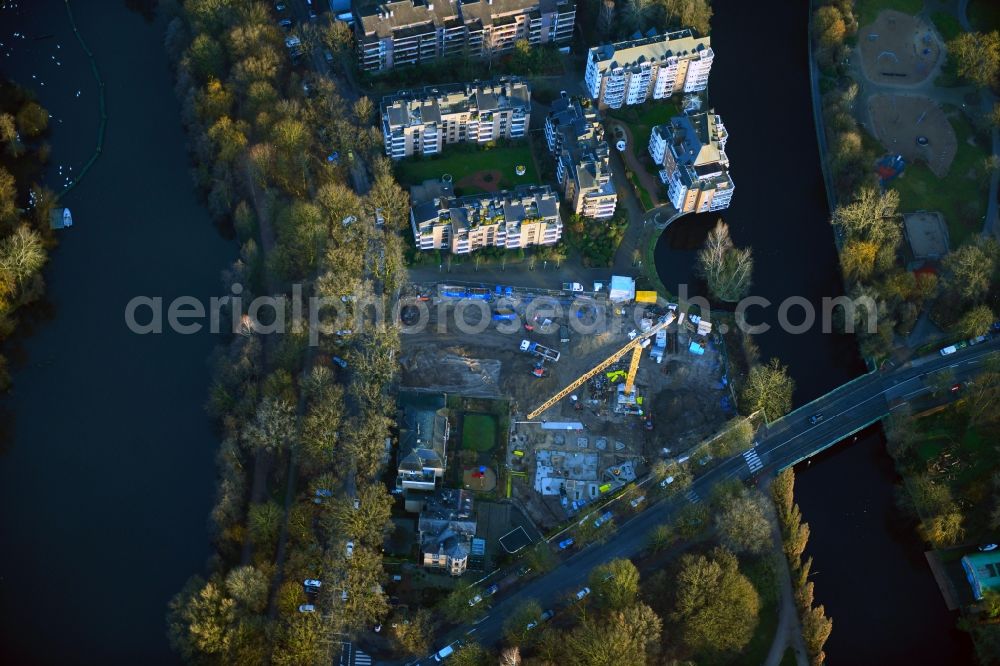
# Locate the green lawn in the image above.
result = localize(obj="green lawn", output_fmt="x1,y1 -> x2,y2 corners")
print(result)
394,142 -> 540,194
732,556 -> 780,666
462,414 -> 497,452
890,112 -> 990,246
608,101 -> 680,160
969,0 -> 1000,32
931,11 -> 963,42
856,0 -> 924,27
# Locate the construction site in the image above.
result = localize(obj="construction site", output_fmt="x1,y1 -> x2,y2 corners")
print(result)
396,278 -> 735,529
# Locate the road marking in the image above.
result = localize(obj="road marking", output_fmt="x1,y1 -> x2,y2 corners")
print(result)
354,651 -> 373,666
466,627 -> 478,635
763,345 -> 999,456
742,448 -> 763,473
685,489 -> 701,504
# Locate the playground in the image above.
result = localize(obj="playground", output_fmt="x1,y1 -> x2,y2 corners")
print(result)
867,93 -> 956,177
859,10 -> 942,86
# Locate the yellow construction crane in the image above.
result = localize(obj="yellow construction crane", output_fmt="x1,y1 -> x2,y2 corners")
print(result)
526,313 -> 674,420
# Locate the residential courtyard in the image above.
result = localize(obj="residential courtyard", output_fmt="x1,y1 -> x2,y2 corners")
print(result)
394,142 -> 541,195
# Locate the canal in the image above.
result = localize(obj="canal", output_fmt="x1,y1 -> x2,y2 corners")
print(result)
653,0 -> 973,662
0,2 -> 234,663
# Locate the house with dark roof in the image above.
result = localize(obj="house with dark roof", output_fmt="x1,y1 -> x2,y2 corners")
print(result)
418,488 -> 477,575
397,392 -> 450,492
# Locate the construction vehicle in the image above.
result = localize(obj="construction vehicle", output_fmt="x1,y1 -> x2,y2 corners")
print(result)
531,361 -> 548,378
520,339 -> 560,362
526,313 -> 675,420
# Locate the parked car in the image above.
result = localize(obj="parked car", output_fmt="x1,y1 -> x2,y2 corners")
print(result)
275,2 -> 286,10
593,511 -> 613,528
575,587 -> 591,600
278,17 -> 293,29
314,489 -> 333,498
659,475 -> 675,488
303,579 -> 322,589
630,495 -> 646,508
298,604 -> 315,613
332,356 -> 348,368
467,593 -> 483,607
517,565 -> 533,576
485,583 -> 499,596
540,609 -> 554,622
558,537 -> 575,550
346,541 -> 354,558
979,543 -> 998,552
809,413 -> 824,425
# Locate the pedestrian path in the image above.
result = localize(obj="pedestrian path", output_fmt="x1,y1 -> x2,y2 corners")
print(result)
685,489 -> 701,504
743,448 -> 763,474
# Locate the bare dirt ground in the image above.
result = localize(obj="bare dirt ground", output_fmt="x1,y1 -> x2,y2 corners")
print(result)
397,285 -> 733,528
868,93 -> 956,177
859,10 -> 942,86
456,169 -> 503,193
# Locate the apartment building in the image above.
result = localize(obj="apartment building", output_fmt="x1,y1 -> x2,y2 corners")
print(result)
355,0 -> 576,72
382,78 -> 531,159
584,29 -> 713,109
544,95 -> 617,218
648,110 -> 734,214
418,489 -> 477,576
410,179 -> 562,254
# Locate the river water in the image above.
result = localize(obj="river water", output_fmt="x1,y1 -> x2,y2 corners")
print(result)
653,1 -> 973,662
0,2 -> 233,663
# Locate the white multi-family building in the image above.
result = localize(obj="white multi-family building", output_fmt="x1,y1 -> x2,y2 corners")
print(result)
409,180 -> 562,254
544,94 -> 617,218
584,29 -> 713,109
355,0 -> 576,72
381,78 -> 531,159
649,110 -> 734,213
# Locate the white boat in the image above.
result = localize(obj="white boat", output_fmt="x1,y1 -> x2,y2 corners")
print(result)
62,208 -> 73,227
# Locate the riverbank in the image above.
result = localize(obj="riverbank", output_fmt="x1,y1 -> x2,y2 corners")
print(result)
0,3 -> 235,660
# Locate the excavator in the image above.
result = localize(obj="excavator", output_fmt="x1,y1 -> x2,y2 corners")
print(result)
526,312 -> 675,420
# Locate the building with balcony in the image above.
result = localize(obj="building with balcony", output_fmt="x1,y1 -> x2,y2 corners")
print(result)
382,78 -> 531,159
649,110 -> 734,214
584,29 -> 713,109
544,94 -> 617,218
397,391 -> 450,494
355,0 -> 576,72
409,179 -> 562,254
418,488 -> 477,576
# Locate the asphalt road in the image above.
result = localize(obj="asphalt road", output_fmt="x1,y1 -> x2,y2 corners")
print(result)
403,336 -> 1000,663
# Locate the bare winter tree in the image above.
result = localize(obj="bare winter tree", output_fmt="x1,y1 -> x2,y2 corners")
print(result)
696,220 -> 753,302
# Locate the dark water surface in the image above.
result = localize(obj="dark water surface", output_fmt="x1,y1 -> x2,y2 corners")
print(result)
0,2 -> 233,663
653,1 -> 973,662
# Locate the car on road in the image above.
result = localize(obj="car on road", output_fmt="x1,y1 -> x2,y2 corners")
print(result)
809,413 -> 824,425
558,537 -> 575,550
979,543 -> 998,552
485,583 -> 499,596
575,587 -> 591,600
467,593 -> 483,607
346,540 -> 354,558
660,475 -> 675,488
630,495 -> 646,508
298,604 -> 315,613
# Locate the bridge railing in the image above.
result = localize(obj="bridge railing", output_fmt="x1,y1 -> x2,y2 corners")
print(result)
760,368 -> 880,436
